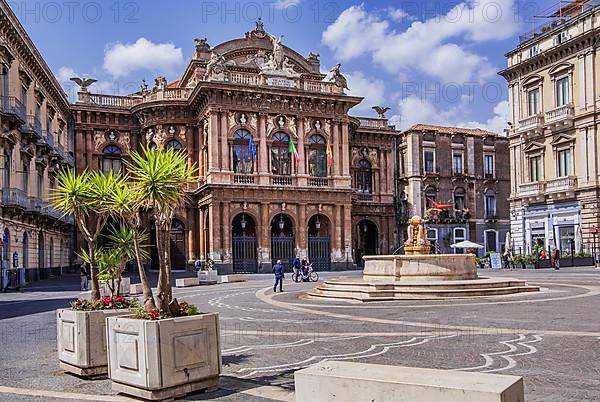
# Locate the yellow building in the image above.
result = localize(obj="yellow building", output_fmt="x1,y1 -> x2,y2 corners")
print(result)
0,1 -> 74,287
499,0 -> 600,255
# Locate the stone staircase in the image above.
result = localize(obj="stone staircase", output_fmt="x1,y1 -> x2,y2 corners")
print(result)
306,277 -> 540,302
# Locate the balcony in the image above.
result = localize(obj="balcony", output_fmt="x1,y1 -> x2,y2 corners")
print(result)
271,175 -> 293,186
55,143 -> 65,158
65,152 -> 75,166
517,114 -> 544,137
22,115 -> 42,137
358,118 -> 389,129
545,104 -> 575,129
233,174 -> 255,184
353,192 -> 373,202
308,177 -> 330,187
519,181 -> 546,203
0,96 -> 27,123
1,188 -> 29,210
546,176 -> 577,198
45,131 -> 55,147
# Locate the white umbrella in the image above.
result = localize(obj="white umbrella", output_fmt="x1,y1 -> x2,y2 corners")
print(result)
451,240 -> 484,249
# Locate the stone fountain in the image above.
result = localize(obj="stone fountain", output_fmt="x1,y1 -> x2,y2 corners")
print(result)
307,216 -> 539,302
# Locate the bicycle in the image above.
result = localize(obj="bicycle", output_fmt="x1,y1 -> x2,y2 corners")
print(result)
292,263 -> 319,282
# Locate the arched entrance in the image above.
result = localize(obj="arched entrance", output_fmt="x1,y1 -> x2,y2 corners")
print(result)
38,231 -> 44,280
232,213 -> 258,273
170,219 -> 186,270
308,214 -> 331,271
271,214 -> 294,268
149,220 -> 187,271
355,220 -> 378,266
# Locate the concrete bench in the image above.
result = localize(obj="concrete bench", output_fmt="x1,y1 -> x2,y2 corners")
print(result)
198,270 -> 218,285
218,274 -> 247,284
175,277 -> 199,288
295,361 -> 524,402
130,283 -> 143,295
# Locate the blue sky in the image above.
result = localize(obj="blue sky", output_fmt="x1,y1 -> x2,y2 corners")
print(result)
12,0 -> 556,132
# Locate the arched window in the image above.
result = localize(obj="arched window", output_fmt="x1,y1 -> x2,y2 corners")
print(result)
165,140 -> 182,150
425,186 -> 437,209
453,187 -> 466,211
308,134 -> 327,177
102,145 -> 122,175
356,159 -> 372,193
271,132 -> 291,175
231,129 -> 254,174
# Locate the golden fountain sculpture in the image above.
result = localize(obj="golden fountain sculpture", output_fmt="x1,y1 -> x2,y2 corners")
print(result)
404,215 -> 432,255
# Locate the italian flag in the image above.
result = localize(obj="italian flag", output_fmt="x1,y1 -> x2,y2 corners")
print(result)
289,139 -> 300,165
326,141 -> 333,168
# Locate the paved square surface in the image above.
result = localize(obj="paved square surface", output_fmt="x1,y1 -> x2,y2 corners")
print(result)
1,267 -> 599,401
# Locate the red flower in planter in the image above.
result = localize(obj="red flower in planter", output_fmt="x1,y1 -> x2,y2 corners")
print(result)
101,297 -> 111,306
148,309 -> 160,320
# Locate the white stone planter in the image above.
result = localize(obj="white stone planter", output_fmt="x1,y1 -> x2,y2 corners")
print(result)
99,277 -> 131,297
107,313 -> 221,400
57,308 -> 130,377
198,270 -> 218,285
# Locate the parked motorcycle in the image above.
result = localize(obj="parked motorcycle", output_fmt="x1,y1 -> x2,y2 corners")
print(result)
292,263 -> 319,282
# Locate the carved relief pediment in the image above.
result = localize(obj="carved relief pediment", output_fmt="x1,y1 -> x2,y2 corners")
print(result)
523,141 -> 544,153
551,134 -> 574,146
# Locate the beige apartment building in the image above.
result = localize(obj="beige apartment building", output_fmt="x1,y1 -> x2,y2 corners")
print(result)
0,1 -> 74,287
499,0 -> 600,255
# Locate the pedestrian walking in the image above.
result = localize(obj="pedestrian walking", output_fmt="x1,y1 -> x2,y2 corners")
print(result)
80,262 -> 89,291
273,259 -> 284,292
194,259 -> 202,272
552,248 -> 561,270
503,250 -> 512,270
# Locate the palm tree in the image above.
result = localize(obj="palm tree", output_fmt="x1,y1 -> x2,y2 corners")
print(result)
51,169 -> 126,300
105,225 -> 150,297
107,182 -> 156,309
125,146 -> 197,314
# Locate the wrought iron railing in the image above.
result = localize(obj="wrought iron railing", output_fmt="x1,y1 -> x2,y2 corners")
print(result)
0,96 -> 27,121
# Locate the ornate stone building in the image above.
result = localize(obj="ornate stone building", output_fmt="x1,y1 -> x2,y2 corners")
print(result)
398,124 -> 510,255
72,22 -> 399,273
499,0 -> 600,255
0,1 -> 74,287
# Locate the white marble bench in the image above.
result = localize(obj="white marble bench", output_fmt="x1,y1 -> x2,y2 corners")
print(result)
175,277 -> 199,288
295,361 -> 524,402
218,274 -> 247,284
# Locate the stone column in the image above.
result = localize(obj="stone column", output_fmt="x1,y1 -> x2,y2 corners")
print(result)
220,112 -> 229,172
222,201 -> 231,264
333,204 -> 341,253
259,203 -> 271,271
333,121 -> 340,177
208,113 -> 219,173
208,203 -> 220,261
342,204 -> 352,261
386,149 -> 394,195
187,208 -> 196,261
297,118 -> 307,186
259,114 -> 269,184
298,204 -> 307,257
341,123 -> 351,186
198,207 -> 205,260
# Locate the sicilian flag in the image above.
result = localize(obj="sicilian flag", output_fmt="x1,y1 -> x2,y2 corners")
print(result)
289,139 -> 299,165
326,141 -> 333,168
248,133 -> 257,160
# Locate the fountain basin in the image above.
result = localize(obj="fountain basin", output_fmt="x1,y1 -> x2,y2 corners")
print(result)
363,254 -> 477,282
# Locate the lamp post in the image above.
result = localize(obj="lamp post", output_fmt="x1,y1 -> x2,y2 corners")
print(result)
240,213 -> 247,235
278,215 -> 285,232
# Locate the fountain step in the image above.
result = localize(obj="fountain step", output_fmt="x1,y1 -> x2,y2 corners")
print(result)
306,282 -> 540,302
318,278 -> 530,291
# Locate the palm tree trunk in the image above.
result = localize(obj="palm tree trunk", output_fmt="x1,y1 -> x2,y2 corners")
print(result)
132,230 -> 155,310
155,225 -> 171,313
86,239 -> 100,300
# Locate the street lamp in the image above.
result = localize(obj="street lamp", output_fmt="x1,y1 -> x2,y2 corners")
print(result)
278,215 -> 285,231
240,214 -> 247,230
315,216 -> 321,230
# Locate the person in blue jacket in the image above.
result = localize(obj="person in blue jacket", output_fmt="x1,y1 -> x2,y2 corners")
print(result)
273,259 -> 285,292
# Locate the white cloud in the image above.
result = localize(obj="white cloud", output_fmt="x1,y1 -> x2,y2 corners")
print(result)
390,96 -> 508,134
271,0 -> 302,9
55,66 -> 76,83
323,2 -> 520,83
387,7 -> 412,22
345,71 -> 386,115
103,38 -> 184,79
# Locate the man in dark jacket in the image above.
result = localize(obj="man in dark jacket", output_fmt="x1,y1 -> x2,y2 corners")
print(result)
273,259 -> 284,292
